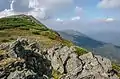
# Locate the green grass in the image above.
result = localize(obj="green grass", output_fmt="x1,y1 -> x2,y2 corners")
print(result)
112,63 -> 120,78
32,31 -> 40,35
74,46 -> 88,55
62,39 -> 74,47
0,15 -> 60,45
0,15 -> 48,31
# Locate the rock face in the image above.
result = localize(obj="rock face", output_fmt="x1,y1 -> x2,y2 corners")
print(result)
0,38 -> 52,79
0,38 -> 119,79
47,45 -> 119,79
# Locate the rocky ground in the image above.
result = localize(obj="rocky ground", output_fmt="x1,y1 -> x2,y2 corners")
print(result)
0,38 -> 119,79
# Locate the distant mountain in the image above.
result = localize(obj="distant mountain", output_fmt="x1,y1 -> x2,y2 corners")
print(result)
86,31 -> 120,46
58,30 -> 120,63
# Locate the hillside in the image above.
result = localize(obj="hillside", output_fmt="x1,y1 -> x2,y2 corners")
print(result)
0,15 -> 120,79
0,15 -> 75,48
58,30 -> 120,63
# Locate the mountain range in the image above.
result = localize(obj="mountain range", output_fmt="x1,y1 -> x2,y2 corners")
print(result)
58,30 -> 120,63
87,31 -> 120,46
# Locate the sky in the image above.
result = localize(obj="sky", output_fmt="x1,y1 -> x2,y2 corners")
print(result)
0,0 -> 120,34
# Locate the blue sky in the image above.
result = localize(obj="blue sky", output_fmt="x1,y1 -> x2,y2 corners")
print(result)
0,0 -> 120,33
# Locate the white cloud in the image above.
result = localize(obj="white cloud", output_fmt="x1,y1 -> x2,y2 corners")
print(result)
91,17 -> 115,23
28,0 -> 73,9
0,9 -> 15,18
0,0 -> 74,19
71,16 -> 80,20
98,0 -> 120,8
0,0 -> 15,18
56,18 -> 63,22
105,18 -> 115,22
28,8 -> 46,19
28,0 -> 74,19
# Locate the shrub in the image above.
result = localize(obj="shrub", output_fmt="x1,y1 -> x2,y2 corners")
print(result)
9,37 -> 15,40
112,63 -> 120,78
32,31 -> 40,35
74,46 -> 88,55
1,39 -> 10,42
41,31 -> 57,40
62,39 -> 73,47
48,33 -> 57,40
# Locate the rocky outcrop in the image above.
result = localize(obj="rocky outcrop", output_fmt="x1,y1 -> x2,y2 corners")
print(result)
0,38 -> 52,79
0,38 -> 119,79
47,45 -> 119,79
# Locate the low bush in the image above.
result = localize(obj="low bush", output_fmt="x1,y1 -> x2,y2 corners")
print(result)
1,39 -> 10,42
74,46 -> 88,55
112,63 -> 120,78
32,31 -> 40,35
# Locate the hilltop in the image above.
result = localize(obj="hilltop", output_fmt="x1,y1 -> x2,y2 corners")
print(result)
0,15 -> 120,79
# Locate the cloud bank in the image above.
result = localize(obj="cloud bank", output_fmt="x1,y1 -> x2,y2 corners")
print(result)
0,0 -> 74,19
98,0 -> 120,8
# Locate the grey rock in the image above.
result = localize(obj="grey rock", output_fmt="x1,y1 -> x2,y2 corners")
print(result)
59,52 -> 119,79
65,53 -> 83,75
0,38 -> 119,79
0,38 -> 52,79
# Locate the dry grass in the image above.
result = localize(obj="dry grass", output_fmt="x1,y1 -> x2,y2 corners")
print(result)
0,58 -> 17,68
0,28 -> 61,48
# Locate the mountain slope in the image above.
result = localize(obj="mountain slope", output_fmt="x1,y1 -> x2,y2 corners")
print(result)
58,30 -> 120,63
0,15 -> 120,79
0,15 -> 74,48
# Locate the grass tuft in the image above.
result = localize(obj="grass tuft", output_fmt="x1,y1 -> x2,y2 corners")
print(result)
74,46 -> 88,55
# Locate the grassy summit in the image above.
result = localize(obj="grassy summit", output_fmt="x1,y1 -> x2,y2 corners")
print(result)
0,15 -> 60,47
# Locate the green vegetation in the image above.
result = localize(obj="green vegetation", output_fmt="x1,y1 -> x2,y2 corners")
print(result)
74,46 -> 88,55
1,39 -> 10,42
41,30 -> 58,40
0,15 -> 61,47
32,31 -> 40,35
112,63 -> 120,78
62,39 -> 74,47
0,15 -> 48,31
19,27 -> 30,30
